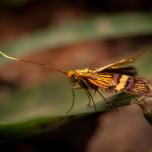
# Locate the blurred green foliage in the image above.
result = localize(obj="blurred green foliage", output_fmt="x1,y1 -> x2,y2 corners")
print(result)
1,12 -> 152,65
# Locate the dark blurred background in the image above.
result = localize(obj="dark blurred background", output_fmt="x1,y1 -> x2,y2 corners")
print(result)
0,0 -> 152,152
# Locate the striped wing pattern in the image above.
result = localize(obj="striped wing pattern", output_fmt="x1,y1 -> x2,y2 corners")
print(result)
95,51 -> 145,72
86,73 -> 115,89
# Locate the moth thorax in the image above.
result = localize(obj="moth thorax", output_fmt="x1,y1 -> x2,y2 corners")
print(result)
67,70 -> 77,77
67,68 -> 89,77
76,68 -> 89,76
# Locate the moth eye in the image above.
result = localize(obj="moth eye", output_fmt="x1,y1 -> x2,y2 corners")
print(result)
74,76 -> 77,80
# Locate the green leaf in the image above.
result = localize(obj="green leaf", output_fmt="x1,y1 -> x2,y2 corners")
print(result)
0,75 -> 135,141
0,77 -> 109,140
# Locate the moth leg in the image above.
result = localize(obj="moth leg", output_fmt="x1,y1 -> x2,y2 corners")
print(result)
74,84 -> 92,106
97,90 -> 113,108
84,89 -> 92,107
73,86 -> 81,89
66,87 -> 75,113
97,90 -> 108,103
84,89 -> 97,112
79,78 -> 92,107
78,78 -> 97,111
92,89 -> 97,97
88,90 -> 97,112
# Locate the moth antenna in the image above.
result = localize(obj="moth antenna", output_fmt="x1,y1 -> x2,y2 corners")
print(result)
0,51 -> 66,75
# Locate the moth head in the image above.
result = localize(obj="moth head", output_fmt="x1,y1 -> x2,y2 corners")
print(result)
67,70 -> 80,85
67,70 -> 77,78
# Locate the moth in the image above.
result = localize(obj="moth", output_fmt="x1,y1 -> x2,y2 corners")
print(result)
0,51 -> 151,112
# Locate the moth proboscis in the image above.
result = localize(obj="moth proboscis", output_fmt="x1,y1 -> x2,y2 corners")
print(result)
0,50 -> 151,112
